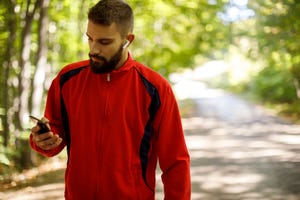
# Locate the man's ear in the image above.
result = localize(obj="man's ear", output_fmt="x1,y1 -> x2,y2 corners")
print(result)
123,34 -> 135,49
126,33 -> 135,44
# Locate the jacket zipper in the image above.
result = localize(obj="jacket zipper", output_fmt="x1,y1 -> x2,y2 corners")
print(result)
98,73 -> 111,192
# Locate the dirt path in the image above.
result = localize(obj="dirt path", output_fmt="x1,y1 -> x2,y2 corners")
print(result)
0,159 -> 65,200
182,87 -> 300,200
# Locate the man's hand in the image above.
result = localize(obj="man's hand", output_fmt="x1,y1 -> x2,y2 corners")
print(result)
31,117 -> 62,150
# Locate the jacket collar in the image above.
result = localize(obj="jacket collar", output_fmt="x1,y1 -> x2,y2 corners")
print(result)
110,52 -> 134,74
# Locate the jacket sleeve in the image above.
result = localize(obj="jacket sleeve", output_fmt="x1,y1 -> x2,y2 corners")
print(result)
29,75 -> 66,157
154,85 -> 191,200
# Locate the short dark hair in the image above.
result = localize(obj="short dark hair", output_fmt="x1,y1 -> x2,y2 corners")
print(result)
88,0 -> 134,37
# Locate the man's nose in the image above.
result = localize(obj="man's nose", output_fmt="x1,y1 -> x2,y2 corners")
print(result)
90,42 -> 101,55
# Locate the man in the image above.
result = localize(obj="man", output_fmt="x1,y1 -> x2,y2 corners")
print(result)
30,0 -> 191,199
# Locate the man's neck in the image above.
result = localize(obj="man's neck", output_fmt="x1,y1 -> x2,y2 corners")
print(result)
115,50 -> 129,70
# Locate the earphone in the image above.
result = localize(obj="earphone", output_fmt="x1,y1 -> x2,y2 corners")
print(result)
123,40 -> 130,49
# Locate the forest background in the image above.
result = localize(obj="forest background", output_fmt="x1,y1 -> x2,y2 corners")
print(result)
1,0 -> 300,181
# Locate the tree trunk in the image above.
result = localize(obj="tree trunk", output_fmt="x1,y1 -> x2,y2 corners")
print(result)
18,0 -> 40,132
2,0 -> 17,147
17,0 -> 41,169
30,0 -> 49,166
293,79 -> 300,99
77,0 -> 87,59
31,0 -> 49,117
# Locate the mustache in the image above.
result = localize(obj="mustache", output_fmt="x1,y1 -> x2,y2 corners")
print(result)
88,53 -> 106,61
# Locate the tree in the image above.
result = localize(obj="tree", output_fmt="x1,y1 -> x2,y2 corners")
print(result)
0,0 -> 49,170
18,0 -> 41,133
129,0 -> 230,75
1,0 -> 17,147
246,0 -> 300,103
31,0 -> 49,117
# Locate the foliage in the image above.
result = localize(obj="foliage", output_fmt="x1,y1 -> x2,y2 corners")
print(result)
250,66 -> 296,103
129,0 -> 230,75
209,0 -> 300,122
245,0 -> 300,104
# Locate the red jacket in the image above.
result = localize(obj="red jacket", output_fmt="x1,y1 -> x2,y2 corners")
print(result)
30,54 -> 191,199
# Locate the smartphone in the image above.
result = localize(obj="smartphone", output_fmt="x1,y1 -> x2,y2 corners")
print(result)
29,115 -> 50,134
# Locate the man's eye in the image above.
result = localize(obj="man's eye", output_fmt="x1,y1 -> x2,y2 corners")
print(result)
99,39 -> 113,45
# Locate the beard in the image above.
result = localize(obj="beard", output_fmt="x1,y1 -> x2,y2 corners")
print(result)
89,44 -> 123,74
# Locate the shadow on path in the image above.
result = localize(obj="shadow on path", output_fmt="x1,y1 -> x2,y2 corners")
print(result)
182,88 -> 300,200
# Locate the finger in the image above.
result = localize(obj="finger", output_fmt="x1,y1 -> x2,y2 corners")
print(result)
41,117 -> 49,123
35,134 -> 62,150
45,134 -> 60,144
31,125 -> 40,133
40,117 -> 51,132
39,138 -> 62,150
47,136 -> 63,148
32,132 -> 53,144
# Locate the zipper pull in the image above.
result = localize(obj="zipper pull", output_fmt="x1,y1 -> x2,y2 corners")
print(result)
107,73 -> 111,82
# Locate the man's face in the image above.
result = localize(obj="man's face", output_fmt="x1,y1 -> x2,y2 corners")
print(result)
86,21 -> 125,74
